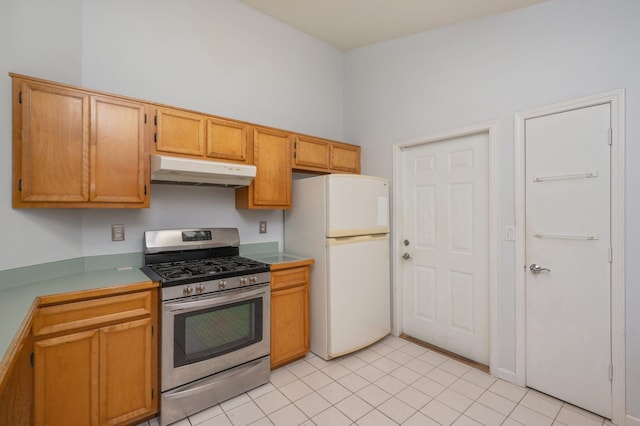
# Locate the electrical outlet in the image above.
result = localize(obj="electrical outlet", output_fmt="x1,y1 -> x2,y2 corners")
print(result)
112,224 -> 125,241
259,221 -> 267,234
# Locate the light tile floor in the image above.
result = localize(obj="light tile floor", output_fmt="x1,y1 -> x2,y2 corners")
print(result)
138,336 -> 612,426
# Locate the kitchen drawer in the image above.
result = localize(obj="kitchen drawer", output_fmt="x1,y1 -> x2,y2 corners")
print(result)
32,291 -> 152,337
271,267 -> 309,291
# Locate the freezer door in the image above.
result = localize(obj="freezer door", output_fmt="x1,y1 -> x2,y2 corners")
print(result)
326,175 -> 389,237
326,234 -> 391,358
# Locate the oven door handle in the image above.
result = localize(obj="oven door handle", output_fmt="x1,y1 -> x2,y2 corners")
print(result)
162,357 -> 268,400
164,284 -> 269,313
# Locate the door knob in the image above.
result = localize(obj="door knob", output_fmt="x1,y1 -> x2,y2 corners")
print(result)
530,264 -> 551,273
402,253 -> 412,260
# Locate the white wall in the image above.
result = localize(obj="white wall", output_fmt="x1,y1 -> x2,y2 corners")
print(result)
343,0 -> 640,418
0,0 -> 85,270
79,0 -> 344,258
0,0 -> 344,269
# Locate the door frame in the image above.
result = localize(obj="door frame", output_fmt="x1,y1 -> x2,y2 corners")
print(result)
392,121 -> 500,374
514,90 -> 626,425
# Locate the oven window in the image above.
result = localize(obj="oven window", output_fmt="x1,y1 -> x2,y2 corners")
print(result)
174,297 -> 263,367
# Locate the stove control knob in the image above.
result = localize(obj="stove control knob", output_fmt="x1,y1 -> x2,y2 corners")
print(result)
196,284 -> 205,293
183,286 -> 194,296
219,280 -> 227,290
239,277 -> 247,286
250,276 -> 258,284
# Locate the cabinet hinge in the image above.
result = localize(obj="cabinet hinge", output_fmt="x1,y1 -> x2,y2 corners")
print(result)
154,115 -> 157,126
18,179 -> 22,192
293,152 -> 297,159
144,185 -> 147,196
18,91 -> 22,104
294,141 -> 297,149
151,325 -> 154,337
609,364 -> 613,381
154,133 -> 157,143
30,352 -> 34,367
152,388 -> 155,400
144,114 -> 147,124
608,128 -> 612,145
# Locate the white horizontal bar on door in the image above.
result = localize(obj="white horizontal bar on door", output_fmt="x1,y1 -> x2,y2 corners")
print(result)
532,171 -> 599,182
326,233 -> 390,246
533,232 -> 600,240
327,226 -> 390,238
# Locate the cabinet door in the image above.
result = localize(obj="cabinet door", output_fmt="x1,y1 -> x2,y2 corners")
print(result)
18,80 -> 90,203
293,135 -> 330,171
271,284 -> 310,369
155,108 -> 206,156
331,143 -> 361,173
239,127 -> 291,209
91,96 -> 148,205
34,330 -> 99,426
206,117 -> 249,163
100,318 -> 154,426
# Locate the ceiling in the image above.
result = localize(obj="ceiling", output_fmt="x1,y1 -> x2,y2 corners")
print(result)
239,0 -> 549,51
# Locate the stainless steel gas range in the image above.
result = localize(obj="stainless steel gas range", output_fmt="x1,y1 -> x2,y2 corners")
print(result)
141,228 -> 271,426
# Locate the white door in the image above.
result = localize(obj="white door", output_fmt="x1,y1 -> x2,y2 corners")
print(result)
525,104 -> 611,418
401,132 -> 489,365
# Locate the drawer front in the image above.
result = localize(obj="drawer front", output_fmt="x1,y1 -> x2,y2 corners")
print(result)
33,291 -> 152,337
271,267 -> 309,291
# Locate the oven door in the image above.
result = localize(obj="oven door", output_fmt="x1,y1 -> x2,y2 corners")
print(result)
162,282 -> 270,391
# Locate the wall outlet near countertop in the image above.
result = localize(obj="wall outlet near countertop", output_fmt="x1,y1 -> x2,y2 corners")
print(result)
112,224 -> 125,241
259,221 -> 267,234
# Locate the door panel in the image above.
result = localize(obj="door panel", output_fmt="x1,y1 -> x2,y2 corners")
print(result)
525,104 -> 611,418
401,132 -> 489,365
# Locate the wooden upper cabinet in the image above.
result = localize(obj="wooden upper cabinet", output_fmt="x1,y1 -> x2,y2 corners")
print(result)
11,74 -> 149,208
16,79 -> 90,203
154,107 -> 206,156
331,142 -> 361,173
293,135 -> 330,171
206,117 -> 249,163
292,135 -> 361,174
91,96 -> 147,204
236,127 -> 292,209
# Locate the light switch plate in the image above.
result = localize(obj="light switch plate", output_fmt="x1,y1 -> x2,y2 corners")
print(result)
505,225 -> 515,241
259,221 -> 267,234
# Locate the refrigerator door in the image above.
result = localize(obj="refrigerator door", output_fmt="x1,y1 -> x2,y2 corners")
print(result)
326,175 -> 389,237
326,234 -> 390,358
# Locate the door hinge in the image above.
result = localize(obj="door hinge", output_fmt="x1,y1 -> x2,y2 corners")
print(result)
609,364 -> 613,381
609,247 -> 613,263
18,91 -> 22,104
608,128 -> 612,145
30,352 -> 34,367
18,178 -> 22,192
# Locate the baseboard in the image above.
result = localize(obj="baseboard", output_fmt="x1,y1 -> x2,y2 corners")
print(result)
626,413 -> 640,426
493,367 -> 517,384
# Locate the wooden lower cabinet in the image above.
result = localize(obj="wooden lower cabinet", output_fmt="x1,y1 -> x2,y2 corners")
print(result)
31,289 -> 158,426
270,261 -> 313,369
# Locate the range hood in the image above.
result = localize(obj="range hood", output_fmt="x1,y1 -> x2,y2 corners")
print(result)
150,155 -> 256,187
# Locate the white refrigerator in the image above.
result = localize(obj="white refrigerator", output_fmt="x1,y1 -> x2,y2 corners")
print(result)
284,174 -> 391,360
